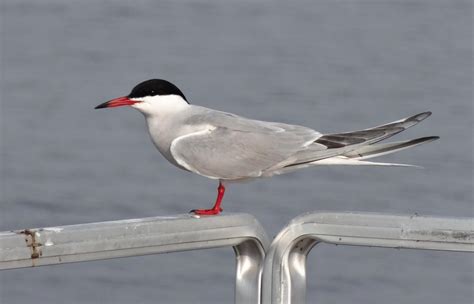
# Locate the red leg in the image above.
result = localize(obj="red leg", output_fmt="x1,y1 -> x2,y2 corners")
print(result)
191,182 -> 226,215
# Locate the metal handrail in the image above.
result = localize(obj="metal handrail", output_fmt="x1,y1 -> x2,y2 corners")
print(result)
2,211 -> 472,303
0,213 -> 269,304
262,211 -> 474,304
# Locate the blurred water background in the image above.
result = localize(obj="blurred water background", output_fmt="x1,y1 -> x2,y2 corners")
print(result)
1,0 -> 472,303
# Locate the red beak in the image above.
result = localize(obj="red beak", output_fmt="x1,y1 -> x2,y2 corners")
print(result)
95,96 -> 137,109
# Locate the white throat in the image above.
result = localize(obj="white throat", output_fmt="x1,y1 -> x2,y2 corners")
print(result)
131,94 -> 189,118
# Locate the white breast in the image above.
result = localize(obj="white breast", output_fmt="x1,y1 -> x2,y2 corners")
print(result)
143,105 -> 212,172
145,115 -> 186,168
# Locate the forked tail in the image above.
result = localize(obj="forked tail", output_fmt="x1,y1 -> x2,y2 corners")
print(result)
268,112 -> 439,175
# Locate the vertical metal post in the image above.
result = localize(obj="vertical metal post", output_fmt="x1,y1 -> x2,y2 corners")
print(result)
234,239 -> 267,303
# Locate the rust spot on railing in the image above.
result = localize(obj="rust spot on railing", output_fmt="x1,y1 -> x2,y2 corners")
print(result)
17,229 -> 42,266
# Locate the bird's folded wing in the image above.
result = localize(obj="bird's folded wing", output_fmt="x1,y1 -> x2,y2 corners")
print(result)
170,111 -> 321,180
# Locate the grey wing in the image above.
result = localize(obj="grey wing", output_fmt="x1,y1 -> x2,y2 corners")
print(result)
170,110 -> 321,180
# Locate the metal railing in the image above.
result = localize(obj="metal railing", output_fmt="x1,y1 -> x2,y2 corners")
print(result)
261,212 -> 474,304
1,211 -> 473,304
0,213 -> 269,304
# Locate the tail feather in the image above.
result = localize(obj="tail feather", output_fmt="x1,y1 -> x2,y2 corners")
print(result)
266,156 -> 420,177
281,112 -> 437,170
312,157 -> 422,168
343,136 -> 439,160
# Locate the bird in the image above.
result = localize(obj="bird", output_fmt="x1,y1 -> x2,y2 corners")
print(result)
95,79 -> 439,215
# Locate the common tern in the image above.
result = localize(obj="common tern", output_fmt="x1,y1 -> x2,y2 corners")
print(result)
95,79 -> 439,215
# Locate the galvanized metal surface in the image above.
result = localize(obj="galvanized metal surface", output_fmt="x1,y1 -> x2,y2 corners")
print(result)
0,213 -> 269,304
1,211 -> 473,304
262,211 -> 474,304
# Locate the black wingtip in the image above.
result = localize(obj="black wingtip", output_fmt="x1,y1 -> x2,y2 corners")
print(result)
411,111 -> 432,122
413,136 -> 440,143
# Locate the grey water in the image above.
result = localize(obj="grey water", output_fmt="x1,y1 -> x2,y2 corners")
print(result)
0,0 -> 472,303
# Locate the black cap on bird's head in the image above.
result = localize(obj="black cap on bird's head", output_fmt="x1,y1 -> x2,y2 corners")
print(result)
95,79 -> 188,109
128,79 -> 188,101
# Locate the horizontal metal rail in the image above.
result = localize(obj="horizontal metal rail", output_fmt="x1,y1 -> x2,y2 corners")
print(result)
0,213 -> 269,304
262,211 -> 474,304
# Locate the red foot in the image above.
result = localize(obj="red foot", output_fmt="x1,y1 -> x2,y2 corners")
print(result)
191,182 -> 226,216
191,207 -> 223,216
